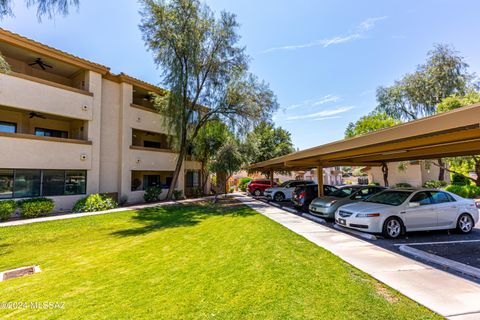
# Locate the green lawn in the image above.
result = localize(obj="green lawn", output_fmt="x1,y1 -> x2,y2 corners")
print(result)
0,199 -> 439,319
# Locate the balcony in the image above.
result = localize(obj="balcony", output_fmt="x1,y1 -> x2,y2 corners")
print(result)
0,133 -> 92,170
0,72 -> 93,120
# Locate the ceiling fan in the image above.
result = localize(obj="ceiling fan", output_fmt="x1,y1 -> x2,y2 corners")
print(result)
28,58 -> 53,70
29,112 -> 46,119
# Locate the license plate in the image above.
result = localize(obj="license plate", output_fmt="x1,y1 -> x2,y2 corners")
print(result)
338,218 -> 346,226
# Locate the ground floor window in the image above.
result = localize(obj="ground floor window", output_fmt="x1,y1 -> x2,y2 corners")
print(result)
131,171 -> 175,191
186,170 -> 201,188
0,169 -> 86,199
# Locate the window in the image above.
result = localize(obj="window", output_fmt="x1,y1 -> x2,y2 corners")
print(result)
144,141 -> 162,149
0,121 -> 16,133
410,192 -> 432,205
0,169 -> 14,199
65,171 -> 86,195
430,191 -> 452,204
35,128 -> 68,139
144,175 -> 161,189
0,169 -> 86,198
42,170 -> 65,196
14,170 -> 41,198
186,171 -> 200,188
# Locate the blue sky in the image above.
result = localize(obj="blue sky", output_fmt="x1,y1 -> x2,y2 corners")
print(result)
2,0 -> 480,149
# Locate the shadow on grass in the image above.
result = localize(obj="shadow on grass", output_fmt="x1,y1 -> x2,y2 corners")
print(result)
111,199 -> 255,237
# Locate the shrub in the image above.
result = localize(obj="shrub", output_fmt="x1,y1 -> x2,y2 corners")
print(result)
445,185 -> 480,198
193,187 -> 203,198
395,183 -> 412,188
238,177 -> 252,192
173,189 -> 184,200
229,187 -> 234,193
452,174 -> 470,186
144,187 -> 163,203
73,194 -> 118,213
423,180 -> 448,189
19,198 -> 54,218
367,182 -> 379,186
0,200 -> 17,221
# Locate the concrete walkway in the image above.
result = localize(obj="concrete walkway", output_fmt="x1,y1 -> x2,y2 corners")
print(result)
0,196 -> 215,228
234,194 -> 480,320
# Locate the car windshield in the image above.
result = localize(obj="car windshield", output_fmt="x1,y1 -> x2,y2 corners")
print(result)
279,181 -> 290,188
329,187 -> 356,198
364,190 -> 412,206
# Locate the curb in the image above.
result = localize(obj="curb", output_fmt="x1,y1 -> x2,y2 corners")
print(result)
333,224 -> 377,240
302,212 -> 327,224
399,245 -> 480,279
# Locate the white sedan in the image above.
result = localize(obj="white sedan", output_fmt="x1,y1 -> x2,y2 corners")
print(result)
264,180 -> 314,202
335,188 -> 480,239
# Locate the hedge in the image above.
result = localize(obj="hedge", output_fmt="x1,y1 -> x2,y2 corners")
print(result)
19,198 -> 55,218
73,194 -> 118,213
0,200 -> 17,221
444,185 -> 480,199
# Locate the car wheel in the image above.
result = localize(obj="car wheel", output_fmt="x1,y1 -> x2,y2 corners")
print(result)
457,213 -> 474,234
274,192 -> 285,202
383,217 -> 403,239
253,189 -> 262,197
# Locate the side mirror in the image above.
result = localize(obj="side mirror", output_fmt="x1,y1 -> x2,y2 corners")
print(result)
409,202 -> 421,208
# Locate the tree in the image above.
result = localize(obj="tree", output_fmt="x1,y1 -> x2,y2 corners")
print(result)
243,121 -> 294,179
140,0 -> 278,200
434,91 -> 480,186
209,139 -> 244,201
344,112 -> 400,186
376,44 -> 474,121
345,112 -> 400,138
0,0 -> 79,72
375,44 -> 474,180
191,119 -> 232,193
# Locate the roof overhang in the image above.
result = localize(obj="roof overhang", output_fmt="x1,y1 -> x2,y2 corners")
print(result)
248,103 -> 480,171
0,28 -> 110,75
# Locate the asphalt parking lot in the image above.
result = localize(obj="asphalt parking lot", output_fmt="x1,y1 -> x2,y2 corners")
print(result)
251,194 -> 480,283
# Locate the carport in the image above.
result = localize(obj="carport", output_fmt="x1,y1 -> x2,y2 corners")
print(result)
248,103 -> 480,197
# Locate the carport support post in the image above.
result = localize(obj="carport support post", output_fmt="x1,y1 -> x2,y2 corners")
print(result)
317,165 -> 324,197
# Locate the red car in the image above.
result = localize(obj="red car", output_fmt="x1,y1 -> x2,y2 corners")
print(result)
247,179 -> 277,196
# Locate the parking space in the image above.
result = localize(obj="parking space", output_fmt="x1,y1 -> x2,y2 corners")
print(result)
250,193 -> 480,283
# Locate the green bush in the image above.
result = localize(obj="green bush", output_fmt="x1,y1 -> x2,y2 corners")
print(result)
238,177 -> 252,192
423,180 -> 448,189
452,174 -> 470,186
445,185 -> 480,198
0,200 -> 17,221
144,187 -> 163,202
19,198 -> 55,218
229,187 -> 234,193
367,182 -> 379,186
395,183 -> 412,188
173,190 -> 184,200
73,194 -> 118,213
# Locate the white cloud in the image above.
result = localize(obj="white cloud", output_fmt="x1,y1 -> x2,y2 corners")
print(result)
261,16 -> 387,54
312,116 -> 341,121
283,106 -> 354,121
286,95 -> 340,110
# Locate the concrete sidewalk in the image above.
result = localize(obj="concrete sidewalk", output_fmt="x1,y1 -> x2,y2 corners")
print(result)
0,196 -> 215,228
234,194 -> 480,320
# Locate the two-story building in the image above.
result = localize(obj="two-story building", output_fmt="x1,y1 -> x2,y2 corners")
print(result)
0,28 -> 205,211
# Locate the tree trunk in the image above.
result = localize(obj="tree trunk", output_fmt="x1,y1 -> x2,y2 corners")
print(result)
381,162 -> 389,187
269,170 -> 274,186
476,160 -> 480,187
166,132 -> 187,200
437,158 -> 445,181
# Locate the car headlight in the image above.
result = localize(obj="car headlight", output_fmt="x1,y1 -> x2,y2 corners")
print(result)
325,200 -> 338,207
356,213 -> 381,218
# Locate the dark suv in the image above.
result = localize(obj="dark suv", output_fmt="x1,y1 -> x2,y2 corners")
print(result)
247,179 -> 277,196
291,184 -> 338,211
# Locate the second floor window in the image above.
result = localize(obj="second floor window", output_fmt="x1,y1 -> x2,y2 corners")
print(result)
35,128 -> 68,139
0,121 -> 17,133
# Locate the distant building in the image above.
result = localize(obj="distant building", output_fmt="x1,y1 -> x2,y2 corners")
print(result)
363,161 -> 450,187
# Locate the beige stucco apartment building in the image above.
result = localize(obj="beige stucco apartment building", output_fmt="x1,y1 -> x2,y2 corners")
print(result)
0,29 -> 205,211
